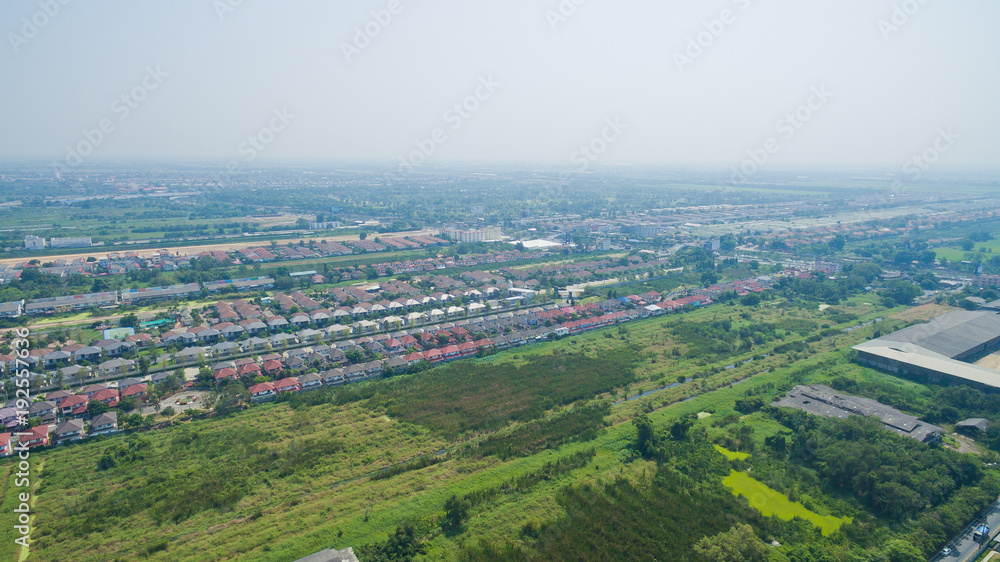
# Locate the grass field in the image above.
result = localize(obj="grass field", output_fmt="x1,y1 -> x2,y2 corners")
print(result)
714,445 -> 749,461
721,470 -> 852,537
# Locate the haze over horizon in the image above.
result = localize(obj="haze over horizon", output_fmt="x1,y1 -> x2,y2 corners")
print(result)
2,1 -> 999,173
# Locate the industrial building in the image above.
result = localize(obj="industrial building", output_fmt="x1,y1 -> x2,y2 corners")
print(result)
772,384 -> 943,443
203,277 -> 275,292
120,283 -> 201,304
25,292 -> 120,314
853,310 -> 1000,391
50,237 -> 93,249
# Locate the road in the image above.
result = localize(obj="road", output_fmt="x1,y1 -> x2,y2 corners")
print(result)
931,496 -> 1000,562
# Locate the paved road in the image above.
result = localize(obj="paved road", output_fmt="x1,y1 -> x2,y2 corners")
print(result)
931,496 -> 1000,562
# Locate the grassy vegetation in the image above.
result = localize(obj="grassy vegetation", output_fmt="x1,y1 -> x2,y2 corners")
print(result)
721,470 -> 851,536
713,444 -> 748,461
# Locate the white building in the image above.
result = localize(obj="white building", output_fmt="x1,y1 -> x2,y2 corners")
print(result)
440,226 -> 502,243
50,237 -> 92,249
24,235 -> 45,250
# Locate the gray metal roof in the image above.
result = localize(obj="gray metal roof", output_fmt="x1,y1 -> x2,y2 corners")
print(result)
878,311 -> 1000,359
772,385 -> 943,443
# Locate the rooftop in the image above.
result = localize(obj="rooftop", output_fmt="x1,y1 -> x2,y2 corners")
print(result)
772,384 -> 943,443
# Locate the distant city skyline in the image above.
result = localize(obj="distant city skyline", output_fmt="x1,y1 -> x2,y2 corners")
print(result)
2,1 -> 999,173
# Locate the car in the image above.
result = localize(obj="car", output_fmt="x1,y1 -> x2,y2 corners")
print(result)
941,547 -> 952,556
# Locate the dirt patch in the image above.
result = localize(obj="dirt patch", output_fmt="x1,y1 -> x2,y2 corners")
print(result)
889,303 -> 954,323
975,352 -> 1000,371
945,432 -> 981,454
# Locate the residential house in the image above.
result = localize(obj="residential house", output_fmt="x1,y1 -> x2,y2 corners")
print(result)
58,395 -> 89,417
274,377 -> 301,393
90,388 -> 120,407
121,383 -> 147,400
28,401 -> 58,423
20,425 -> 49,448
54,419 -> 85,443
99,358 -> 135,377
249,382 -> 276,401
297,372 -> 323,390
89,412 -> 118,435
80,384 -> 109,399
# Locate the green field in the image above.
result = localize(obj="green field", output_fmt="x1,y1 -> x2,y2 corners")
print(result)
721,470 -> 851,536
714,444 -> 749,461
934,240 -> 1000,262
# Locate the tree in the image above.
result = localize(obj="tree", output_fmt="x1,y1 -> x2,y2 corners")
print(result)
669,414 -> 696,441
119,396 -> 138,412
89,401 -> 111,416
879,280 -> 922,306
160,406 -> 176,418
359,524 -> 424,561
213,382 -> 248,416
122,413 -> 143,429
693,524 -> 768,562
119,314 -> 139,328
359,231 -> 368,240
633,415 -> 657,457
442,495 -> 470,531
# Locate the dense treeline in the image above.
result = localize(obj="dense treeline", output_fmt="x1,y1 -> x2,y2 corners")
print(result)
774,262 -> 885,304
670,317 -> 813,360
780,415 -> 984,520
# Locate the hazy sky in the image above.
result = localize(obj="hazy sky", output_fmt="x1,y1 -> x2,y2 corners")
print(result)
2,1 -> 998,172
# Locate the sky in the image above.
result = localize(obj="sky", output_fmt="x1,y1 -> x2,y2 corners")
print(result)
1,0 -> 999,174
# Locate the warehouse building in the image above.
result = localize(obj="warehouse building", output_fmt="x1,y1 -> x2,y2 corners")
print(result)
50,237 -> 93,249
120,283 -> 201,304
853,310 -> 1000,391
772,385 -> 943,443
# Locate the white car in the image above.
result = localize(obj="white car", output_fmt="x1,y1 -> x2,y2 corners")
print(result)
940,547 -> 952,557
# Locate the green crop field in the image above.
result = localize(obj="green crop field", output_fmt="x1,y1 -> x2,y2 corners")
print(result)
721,470 -> 851,536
